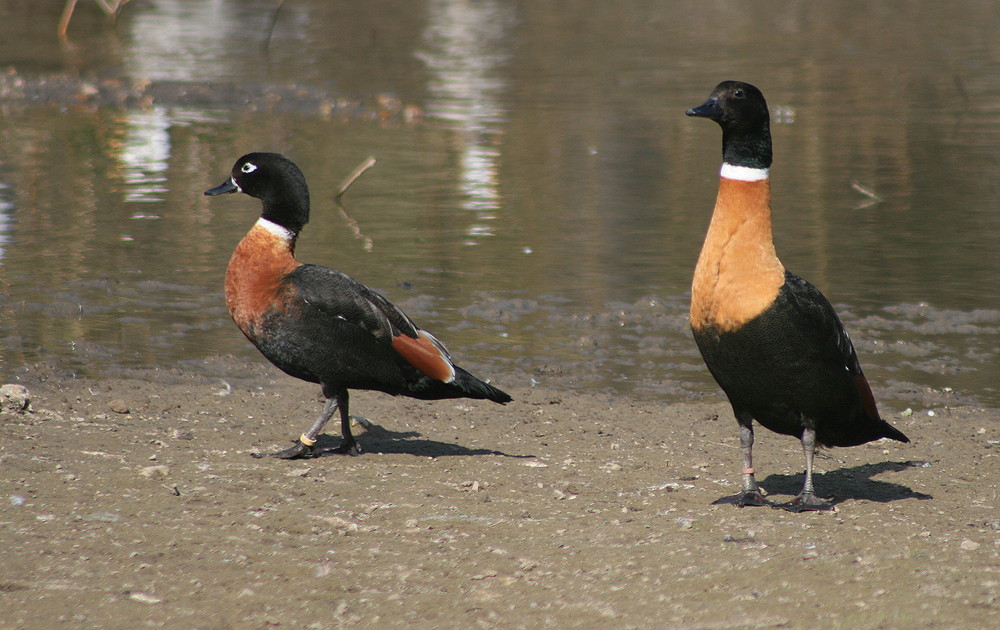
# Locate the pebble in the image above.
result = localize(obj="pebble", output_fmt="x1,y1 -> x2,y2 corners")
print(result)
960,539 -> 980,551
127,591 -> 162,605
0,384 -> 30,413
471,570 -> 498,581
83,512 -> 122,522
140,465 -> 170,478
109,399 -> 130,414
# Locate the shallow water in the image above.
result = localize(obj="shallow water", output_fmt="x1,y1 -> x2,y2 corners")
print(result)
0,0 -> 997,407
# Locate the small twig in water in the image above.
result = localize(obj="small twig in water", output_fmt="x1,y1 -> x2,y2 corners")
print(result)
335,157 -> 377,252
336,157 -> 377,200
262,0 -> 286,54
850,181 -> 883,209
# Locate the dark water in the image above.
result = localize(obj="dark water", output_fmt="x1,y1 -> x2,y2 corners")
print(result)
0,0 -> 997,407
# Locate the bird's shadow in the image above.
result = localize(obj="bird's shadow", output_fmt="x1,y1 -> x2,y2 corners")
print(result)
756,460 -> 933,506
309,427 -> 532,459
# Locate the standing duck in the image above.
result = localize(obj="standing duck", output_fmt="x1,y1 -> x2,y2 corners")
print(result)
205,152 -> 511,459
686,82 -> 909,511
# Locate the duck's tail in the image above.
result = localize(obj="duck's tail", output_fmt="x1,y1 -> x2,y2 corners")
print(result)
405,366 -> 512,404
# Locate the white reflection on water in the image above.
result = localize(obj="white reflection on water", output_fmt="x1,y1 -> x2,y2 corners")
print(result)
125,0 -> 238,82
0,182 -> 12,261
119,107 -> 228,205
121,107 -> 171,204
417,0 -> 516,245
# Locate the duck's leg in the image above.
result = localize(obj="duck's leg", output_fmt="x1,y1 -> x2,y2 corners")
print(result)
713,413 -> 772,507
330,389 -> 362,456
267,396 -> 339,459
777,427 -> 833,512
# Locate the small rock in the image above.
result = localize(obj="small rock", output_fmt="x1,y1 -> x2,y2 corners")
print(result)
314,563 -> 335,578
127,591 -> 162,604
109,399 -> 130,414
140,465 -> 170,478
83,512 -> 122,522
471,570 -> 498,580
552,488 -> 577,500
960,539 -> 980,551
0,384 -> 30,413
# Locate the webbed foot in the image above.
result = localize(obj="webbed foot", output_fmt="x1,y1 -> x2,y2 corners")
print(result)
251,440 -> 318,460
331,439 -> 362,456
712,490 -> 773,508
775,493 -> 833,512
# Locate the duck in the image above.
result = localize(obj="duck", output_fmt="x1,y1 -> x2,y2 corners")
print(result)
204,152 -> 512,459
685,81 -> 909,511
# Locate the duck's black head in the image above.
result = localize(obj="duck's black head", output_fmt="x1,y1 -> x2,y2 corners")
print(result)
686,81 -> 772,170
205,152 -> 311,233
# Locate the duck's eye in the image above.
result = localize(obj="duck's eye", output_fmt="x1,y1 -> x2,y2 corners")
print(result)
734,89 -> 745,98
241,162 -> 258,174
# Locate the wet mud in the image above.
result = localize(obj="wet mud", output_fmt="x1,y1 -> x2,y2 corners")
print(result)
1,360 -> 997,629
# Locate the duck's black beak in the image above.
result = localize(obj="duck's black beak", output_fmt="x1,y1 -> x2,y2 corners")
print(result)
686,97 -> 723,120
204,177 -> 240,196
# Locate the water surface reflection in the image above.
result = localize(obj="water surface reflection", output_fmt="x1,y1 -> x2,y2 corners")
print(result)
418,0 -> 516,243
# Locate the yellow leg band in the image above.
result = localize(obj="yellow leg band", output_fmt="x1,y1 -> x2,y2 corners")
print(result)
299,434 -> 317,447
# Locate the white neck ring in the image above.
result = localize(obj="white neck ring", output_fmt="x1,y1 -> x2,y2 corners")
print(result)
720,163 -> 770,182
256,217 -> 296,241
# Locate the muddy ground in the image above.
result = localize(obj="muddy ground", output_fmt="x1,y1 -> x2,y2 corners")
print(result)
0,360 -> 997,629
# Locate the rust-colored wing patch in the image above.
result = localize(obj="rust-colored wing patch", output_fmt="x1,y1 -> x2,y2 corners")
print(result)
391,331 -> 456,383
855,374 -> 880,421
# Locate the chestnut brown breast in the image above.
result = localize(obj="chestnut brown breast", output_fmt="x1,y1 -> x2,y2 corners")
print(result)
225,222 -> 301,336
691,178 -> 786,332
